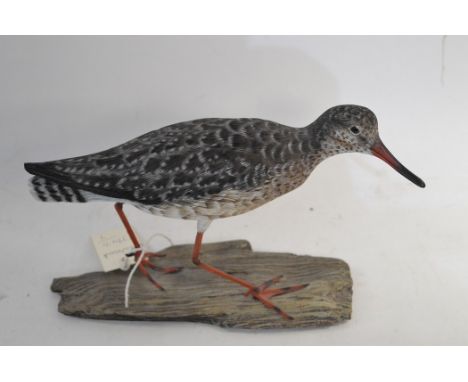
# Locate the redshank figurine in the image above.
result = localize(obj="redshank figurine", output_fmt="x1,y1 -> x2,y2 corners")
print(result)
25,105 -> 425,320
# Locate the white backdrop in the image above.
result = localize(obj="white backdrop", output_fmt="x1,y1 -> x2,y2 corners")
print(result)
1,36 -> 466,345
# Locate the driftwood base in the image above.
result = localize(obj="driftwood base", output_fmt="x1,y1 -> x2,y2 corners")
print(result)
51,240 -> 353,329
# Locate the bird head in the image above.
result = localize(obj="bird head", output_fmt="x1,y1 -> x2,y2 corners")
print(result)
315,104 -> 425,188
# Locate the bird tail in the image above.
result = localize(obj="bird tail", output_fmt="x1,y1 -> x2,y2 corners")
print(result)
28,175 -> 87,203
25,161 -> 88,203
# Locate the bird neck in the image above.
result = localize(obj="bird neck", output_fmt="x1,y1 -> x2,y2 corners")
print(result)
300,121 -> 336,164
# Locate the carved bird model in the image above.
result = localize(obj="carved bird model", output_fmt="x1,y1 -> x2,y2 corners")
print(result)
24,105 -> 425,320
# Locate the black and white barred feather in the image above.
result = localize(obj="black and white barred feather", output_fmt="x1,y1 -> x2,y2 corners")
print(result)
29,176 -> 87,203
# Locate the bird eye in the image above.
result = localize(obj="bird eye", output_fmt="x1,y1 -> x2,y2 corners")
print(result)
350,126 -> 360,135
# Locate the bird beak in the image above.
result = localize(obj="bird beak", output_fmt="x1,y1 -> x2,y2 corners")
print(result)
371,138 -> 426,188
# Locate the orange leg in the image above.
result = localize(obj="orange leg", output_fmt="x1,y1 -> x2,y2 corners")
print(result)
191,231 -> 308,320
114,203 -> 182,290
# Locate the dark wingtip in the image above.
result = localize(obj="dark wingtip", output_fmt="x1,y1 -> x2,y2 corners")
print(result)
24,162 -> 56,178
24,162 -> 41,175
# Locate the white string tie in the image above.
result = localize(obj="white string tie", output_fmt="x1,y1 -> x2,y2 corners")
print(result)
124,233 -> 174,308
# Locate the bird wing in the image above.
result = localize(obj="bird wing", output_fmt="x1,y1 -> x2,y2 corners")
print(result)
24,118 -> 297,205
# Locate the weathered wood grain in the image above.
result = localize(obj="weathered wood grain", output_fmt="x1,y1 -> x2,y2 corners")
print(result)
51,240 -> 352,329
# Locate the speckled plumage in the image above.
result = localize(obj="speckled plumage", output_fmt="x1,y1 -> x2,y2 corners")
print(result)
25,105 -> 423,225
26,118 -> 319,220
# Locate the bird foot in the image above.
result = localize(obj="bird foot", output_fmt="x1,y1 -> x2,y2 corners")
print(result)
142,251 -> 167,258
243,275 -> 309,320
131,251 -> 183,291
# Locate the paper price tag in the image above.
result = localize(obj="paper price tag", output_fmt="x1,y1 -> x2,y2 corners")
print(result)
91,228 -> 136,272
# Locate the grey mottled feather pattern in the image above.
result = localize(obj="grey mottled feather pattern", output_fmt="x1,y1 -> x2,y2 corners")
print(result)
27,118 -> 315,206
